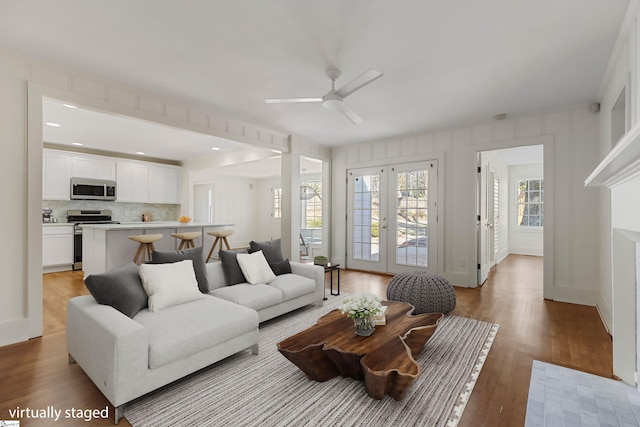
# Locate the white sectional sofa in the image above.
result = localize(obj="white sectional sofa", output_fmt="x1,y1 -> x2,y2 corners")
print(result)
66,258 -> 324,423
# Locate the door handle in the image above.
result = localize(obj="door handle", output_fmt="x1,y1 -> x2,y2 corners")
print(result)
381,225 -> 387,229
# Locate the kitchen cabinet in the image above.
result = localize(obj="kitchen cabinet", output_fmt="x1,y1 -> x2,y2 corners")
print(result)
43,149 -> 117,200
117,160 -> 180,204
149,164 -> 180,204
42,225 -> 74,270
43,149 -> 72,200
71,154 -> 116,180
43,149 -> 181,204
116,160 -> 150,202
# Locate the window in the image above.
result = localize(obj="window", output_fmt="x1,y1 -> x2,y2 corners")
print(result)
272,187 -> 282,219
303,181 -> 322,228
516,179 -> 543,228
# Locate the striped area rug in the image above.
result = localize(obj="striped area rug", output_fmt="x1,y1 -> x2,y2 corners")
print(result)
125,297 -> 499,427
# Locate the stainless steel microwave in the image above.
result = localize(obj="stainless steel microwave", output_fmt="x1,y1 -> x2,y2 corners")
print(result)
70,178 -> 117,201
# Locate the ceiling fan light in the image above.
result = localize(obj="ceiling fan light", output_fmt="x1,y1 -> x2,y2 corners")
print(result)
322,93 -> 344,109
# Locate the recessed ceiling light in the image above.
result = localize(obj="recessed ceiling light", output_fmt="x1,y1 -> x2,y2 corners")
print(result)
62,104 -> 77,109
136,151 -> 145,155
211,147 -> 221,151
45,122 -> 61,127
72,142 -> 83,146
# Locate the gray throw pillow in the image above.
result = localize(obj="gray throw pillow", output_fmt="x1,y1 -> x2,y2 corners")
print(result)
270,258 -> 292,276
249,239 -> 284,264
85,262 -> 148,318
219,249 -> 248,285
150,246 -> 210,293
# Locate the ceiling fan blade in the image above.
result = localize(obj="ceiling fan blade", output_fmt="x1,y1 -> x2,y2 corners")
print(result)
336,102 -> 363,125
335,69 -> 383,98
264,98 -> 322,104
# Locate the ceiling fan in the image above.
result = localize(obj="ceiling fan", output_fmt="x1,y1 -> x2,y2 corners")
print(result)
265,69 -> 383,125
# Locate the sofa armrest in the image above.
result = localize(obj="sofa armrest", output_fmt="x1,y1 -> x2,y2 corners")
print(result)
66,295 -> 149,407
290,262 -> 324,301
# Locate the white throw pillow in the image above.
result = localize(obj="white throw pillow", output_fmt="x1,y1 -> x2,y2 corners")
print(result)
138,260 -> 204,312
236,250 -> 277,285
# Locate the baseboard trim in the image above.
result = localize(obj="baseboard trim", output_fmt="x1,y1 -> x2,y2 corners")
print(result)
509,247 -> 544,256
595,293 -> 613,335
0,318 -> 31,347
553,285 -> 599,307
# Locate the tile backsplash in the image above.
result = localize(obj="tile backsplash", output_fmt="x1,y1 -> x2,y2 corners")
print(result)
43,200 -> 180,223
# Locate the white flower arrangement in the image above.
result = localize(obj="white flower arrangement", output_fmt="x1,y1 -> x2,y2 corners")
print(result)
338,293 -> 383,319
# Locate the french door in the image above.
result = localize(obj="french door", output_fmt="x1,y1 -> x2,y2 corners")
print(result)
346,161 -> 438,274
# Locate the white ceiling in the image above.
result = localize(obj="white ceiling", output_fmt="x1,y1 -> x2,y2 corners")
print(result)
0,1 -> 630,158
42,99 -> 248,161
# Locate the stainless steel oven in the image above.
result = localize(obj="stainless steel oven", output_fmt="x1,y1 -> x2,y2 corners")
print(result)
67,209 -> 119,270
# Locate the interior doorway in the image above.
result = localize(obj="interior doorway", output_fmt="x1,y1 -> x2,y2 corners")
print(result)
477,145 -> 544,286
193,183 -> 214,223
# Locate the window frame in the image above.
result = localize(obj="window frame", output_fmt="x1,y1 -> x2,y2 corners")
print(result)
272,187 -> 282,219
515,177 -> 544,230
302,181 -> 322,229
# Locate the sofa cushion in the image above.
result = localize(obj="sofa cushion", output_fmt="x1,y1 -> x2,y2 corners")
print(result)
84,262 -> 148,318
139,260 -> 205,312
210,284 -> 283,311
150,246 -> 209,293
237,251 -> 276,284
134,296 -> 258,369
249,239 -> 284,264
269,259 -> 292,276
268,273 -> 316,301
219,249 -> 248,285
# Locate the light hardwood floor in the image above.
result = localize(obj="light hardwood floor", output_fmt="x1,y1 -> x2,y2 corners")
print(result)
0,255 -> 612,426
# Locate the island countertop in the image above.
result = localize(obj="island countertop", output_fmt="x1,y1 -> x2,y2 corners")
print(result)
81,222 -> 234,277
80,221 -> 234,231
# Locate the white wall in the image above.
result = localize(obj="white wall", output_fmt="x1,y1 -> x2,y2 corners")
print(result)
332,106 -> 601,305
0,52 -> 33,345
508,163 -> 544,256
186,170 -> 260,249
594,1 -> 640,335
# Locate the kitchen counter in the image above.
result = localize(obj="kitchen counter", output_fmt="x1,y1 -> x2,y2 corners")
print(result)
42,222 -> 75,227
80,221 -> 234,231
81,222 -> 234,277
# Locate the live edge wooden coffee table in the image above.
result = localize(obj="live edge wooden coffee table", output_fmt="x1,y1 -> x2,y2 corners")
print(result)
277,301 -> 444,400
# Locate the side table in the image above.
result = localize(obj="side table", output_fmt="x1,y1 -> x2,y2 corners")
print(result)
324,264 -> 340,297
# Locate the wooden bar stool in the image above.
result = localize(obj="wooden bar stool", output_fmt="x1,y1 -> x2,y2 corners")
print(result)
171,231 -> 202,250
128,234 -> 163,264
206,229 -> 234,262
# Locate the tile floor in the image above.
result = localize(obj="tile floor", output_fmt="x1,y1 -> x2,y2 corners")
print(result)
526,360 -> 640,427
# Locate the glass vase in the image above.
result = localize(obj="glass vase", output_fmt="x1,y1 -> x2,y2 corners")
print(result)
353,316 -> 376,336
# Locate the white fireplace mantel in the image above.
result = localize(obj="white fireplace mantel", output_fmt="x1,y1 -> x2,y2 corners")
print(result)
585,123 -> 640,188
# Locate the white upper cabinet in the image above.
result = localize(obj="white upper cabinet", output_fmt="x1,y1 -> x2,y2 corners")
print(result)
116,160 -> 150,203
149,164 -> 180,204
43,149 -> 180,204
43,149 -> 117,200
71,154 -> 116,180
43,149 -> 72,200
116,160 -> 181,204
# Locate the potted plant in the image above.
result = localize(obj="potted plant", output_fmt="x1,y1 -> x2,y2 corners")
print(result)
338,293 -> 383,336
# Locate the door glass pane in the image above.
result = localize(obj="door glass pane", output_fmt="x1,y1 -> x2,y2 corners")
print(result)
352,174 -> 380,261
396,169 -> 428,267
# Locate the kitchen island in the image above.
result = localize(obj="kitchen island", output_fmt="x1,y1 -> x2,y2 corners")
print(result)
81,221 -> 234,277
